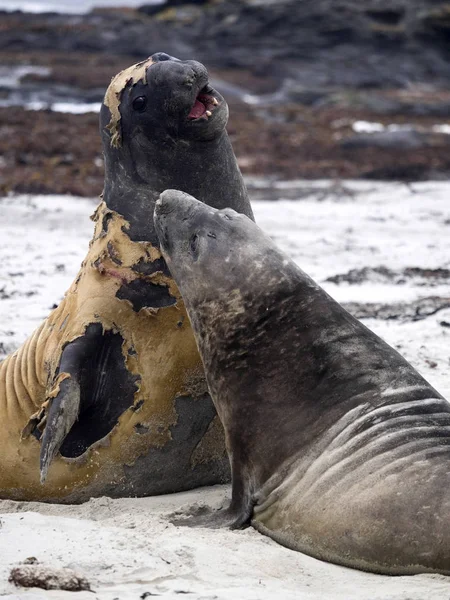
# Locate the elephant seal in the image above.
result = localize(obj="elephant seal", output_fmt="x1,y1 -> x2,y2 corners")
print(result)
0,53 -> 253,502
154,189 -> 450,576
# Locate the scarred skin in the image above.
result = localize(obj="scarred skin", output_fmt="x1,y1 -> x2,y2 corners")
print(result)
154,189 -> 450,576
0,53 -> 254,502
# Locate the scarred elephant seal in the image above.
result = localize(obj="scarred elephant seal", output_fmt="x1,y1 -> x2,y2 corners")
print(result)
154,189 -> 450,576
0,53 -> 253,502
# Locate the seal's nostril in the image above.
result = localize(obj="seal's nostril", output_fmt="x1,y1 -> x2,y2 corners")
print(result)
152,52 -> 173,62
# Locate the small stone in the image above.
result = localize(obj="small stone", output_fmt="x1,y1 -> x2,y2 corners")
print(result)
9,564 -> 91,592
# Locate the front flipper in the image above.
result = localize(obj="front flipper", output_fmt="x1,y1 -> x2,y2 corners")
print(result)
39,323 -> 105,483
32,323 -> 139,483
40,377 -> 81,483
170,462 -> 254,529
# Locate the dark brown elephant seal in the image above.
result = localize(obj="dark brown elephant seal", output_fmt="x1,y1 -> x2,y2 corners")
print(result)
154,189 -> 450,576
0,53 -> 253,502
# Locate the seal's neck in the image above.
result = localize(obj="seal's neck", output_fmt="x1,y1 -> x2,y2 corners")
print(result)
102,132 -> 252,244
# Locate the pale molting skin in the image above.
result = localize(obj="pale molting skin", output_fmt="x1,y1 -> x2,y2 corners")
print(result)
37,54 -> 254,489
0,54 -> 254,503
155,189 -> 450,576
39,53 -> 250,488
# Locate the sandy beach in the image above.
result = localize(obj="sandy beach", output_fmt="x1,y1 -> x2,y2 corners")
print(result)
1,180 -> 450,598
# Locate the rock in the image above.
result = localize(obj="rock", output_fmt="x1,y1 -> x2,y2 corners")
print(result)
359,94 -> 405,115
343,297 -> 450,322
341,130 -> 427,150
326,266 -> 450,286
365,7 -> 405,26
9,564 -> 91,592
359,93 -> 450,118
281,81 -> 331,106
138,0 -> 211,17
2,0 -> 450,88
326,266 -> 396,285
419,4 -> 450,44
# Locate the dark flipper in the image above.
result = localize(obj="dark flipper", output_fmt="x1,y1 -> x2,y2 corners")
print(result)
170,459 -> 254,529
40,323 -> 139,483
40,378 -> 81,483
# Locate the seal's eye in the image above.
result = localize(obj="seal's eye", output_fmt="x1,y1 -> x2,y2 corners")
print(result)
190,233 -> 199,259
132,96 -> 147,112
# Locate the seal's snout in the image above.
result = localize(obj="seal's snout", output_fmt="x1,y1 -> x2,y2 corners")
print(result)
154,190 -> 206,248
183,61 -> 220,122
155,189 -> 189,217
154,190 -> 187,251
154,192 -> 175,253
158,189 -> 210,219
151,52 -> 178,63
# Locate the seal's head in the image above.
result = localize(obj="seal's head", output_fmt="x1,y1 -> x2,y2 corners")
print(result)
100,53 -> 239,242
154,190 -> 294,326
100,52 -> 228,151
155,189 -> 252,294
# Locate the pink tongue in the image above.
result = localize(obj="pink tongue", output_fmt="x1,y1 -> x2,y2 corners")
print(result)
188,99 -> 206,119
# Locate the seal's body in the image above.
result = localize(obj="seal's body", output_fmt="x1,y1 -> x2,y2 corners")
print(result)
0,54 -> 253,502
154,190 -> 450,576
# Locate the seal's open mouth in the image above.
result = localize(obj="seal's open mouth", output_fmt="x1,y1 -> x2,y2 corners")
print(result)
188,86 -> 220,120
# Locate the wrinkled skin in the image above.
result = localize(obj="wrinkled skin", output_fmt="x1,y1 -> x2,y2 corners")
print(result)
154,189 -> 450,576
0,53 -> 253,502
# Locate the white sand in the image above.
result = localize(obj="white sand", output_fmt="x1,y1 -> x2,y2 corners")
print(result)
1,181 -> 450,598
2,486 -> 450,600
